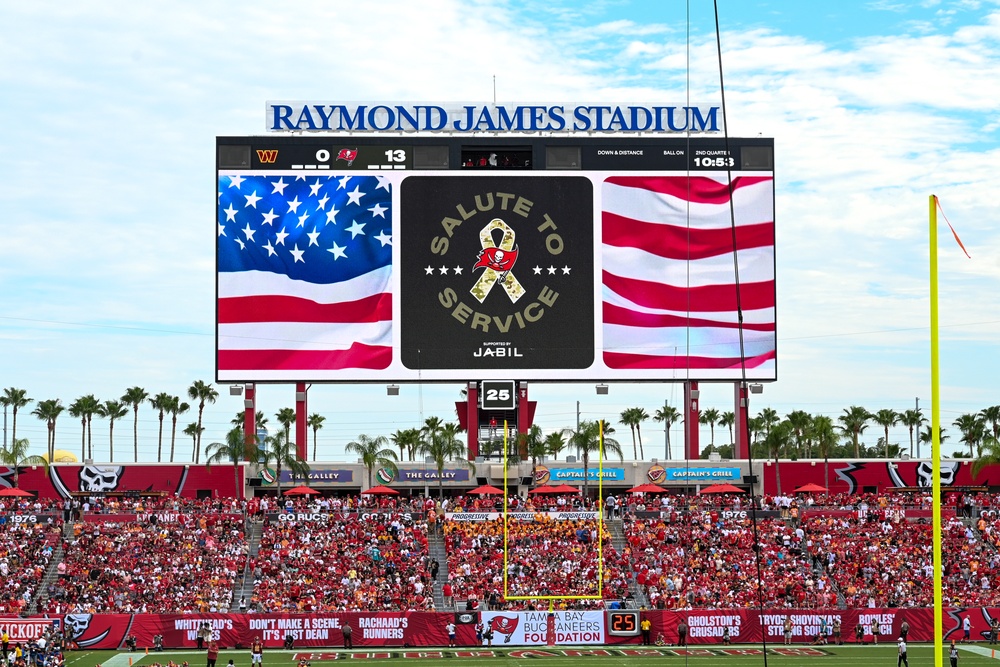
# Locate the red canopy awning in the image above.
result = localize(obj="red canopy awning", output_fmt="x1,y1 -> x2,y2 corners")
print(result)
550,484 -> 580,494
362,485 -> 400,495
794,483 -> 828,493
626,483 -> 668,494
467,484 -> 505,495
699,483 -> 745,494
528,484 -> 561,495
283,485 -> 320,496
0,488 -> 34,497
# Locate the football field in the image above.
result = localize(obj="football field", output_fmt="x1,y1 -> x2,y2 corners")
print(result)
63,644 -> 994,667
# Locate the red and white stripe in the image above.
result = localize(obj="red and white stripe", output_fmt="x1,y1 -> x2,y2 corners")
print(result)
217,268 -> 392,371
601,174 -> 775,373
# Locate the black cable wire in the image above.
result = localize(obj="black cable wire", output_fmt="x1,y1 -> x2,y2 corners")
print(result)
712,1 -> 770,663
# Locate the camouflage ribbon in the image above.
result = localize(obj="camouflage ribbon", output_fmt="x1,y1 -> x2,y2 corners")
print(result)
470,218 -> 525,304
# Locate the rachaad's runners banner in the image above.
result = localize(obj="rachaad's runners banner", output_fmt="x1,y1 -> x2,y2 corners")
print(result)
18,608 -> 996,649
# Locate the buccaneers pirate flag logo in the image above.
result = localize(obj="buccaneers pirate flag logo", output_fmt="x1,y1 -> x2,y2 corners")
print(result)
471,219 -> 524,304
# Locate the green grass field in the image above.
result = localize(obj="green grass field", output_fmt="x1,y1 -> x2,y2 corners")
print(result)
63,644 -> 996,667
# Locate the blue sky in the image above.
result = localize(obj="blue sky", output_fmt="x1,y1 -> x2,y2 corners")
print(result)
1,0 -> 998,463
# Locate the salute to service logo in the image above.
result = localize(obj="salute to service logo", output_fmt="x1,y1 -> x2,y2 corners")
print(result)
400,176 -> 594,370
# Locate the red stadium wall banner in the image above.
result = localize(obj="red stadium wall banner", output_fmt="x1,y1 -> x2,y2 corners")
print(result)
0,619 -> 59,642
761,459 -> 1000,495
40,609 -> 999,649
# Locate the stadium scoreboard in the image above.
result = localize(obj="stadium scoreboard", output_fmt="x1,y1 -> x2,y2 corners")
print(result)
219,135 -> 773,172
216,134 -> 776,384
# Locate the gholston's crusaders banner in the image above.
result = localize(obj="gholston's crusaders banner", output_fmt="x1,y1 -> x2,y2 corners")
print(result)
400,176 -> 594,370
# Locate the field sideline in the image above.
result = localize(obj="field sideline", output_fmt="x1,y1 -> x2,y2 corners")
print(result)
61,645 -> 997,667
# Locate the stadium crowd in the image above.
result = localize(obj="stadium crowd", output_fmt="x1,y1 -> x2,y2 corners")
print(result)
4,488 -> 1000,614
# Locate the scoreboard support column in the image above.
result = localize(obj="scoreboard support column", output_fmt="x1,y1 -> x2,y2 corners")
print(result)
295,383 -> 308,461
243,383 -> 256,461
466,383 -> 480,461
684,381 -> 700,460
517,382 -> 530,457
734,383 -> 749,459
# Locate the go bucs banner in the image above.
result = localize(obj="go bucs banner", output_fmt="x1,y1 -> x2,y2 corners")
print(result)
41,608 -> 996,649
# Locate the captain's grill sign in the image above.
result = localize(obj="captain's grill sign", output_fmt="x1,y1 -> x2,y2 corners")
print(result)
401,176 -> 594,370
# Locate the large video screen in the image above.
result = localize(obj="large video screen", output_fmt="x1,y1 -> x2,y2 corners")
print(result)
216,140 -> 775,382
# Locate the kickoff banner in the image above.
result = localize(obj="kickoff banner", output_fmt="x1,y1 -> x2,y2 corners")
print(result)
22,608 -> 998,649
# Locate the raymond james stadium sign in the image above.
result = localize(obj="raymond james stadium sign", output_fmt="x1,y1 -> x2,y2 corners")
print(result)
265,102 -> 722,134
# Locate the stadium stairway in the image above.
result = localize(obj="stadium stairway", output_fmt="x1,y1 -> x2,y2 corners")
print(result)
230,516 -> 263,612
608,518 -> 649,609
427,526 -> 450,610
28,523 -> 73,614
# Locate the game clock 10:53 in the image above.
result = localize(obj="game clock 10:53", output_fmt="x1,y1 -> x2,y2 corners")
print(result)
693,156 -> 735,168
608,611 -> 640,636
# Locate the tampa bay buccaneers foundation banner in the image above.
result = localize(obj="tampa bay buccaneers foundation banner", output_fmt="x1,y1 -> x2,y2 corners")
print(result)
14,608 -> 1000,648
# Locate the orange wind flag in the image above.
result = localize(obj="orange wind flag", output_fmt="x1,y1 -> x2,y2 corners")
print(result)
934,196 -> 972,258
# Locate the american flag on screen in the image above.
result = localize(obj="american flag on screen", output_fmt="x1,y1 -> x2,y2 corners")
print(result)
217,174 -> 392,372
601,175 -> 775,372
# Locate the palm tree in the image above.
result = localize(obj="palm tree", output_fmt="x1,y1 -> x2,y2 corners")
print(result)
0,438 -> 47,488
971,435 -> 1000,481
747,416 -> 764,452
652,404 -> 681,460
99,399 -> 129,462
232,410 -> 269,433
719,411 -> 736,448
0,388 -> 32,446
981,406 -> 1000,444
765,421 -> 793,495
206,427 -> 259,499
149,392 -> 172,462
900,408 -> 925,458
920,425 -> 950,452
260,431 -> 309,497
954,413 -> 987,458
786,410 -> 812,459
811,415 -> 837,490
346,434 -> 399,487
120,386 -> 149,463
421,416 -> 444,445
275,407 -> 296,445
187,380 -> 218,464
308,413 -> 326,460
183,422 -> 204,460
757,407 -> 780,440
560,420 -> 623,497
419,422 -> 469,498
700,408 -> 721,453
872,409 -> 900,458
68,394 -> 100,460
31,399 -> 64,462
391,428 -> 420,463
543,431 -> 565,461
517,425 -> 545,468
838,406 -> 872,458
619,407 -> 645,460
167,397 -> 190,463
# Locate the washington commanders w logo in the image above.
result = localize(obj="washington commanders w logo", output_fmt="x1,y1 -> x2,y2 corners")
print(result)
256,149 -> 278,164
